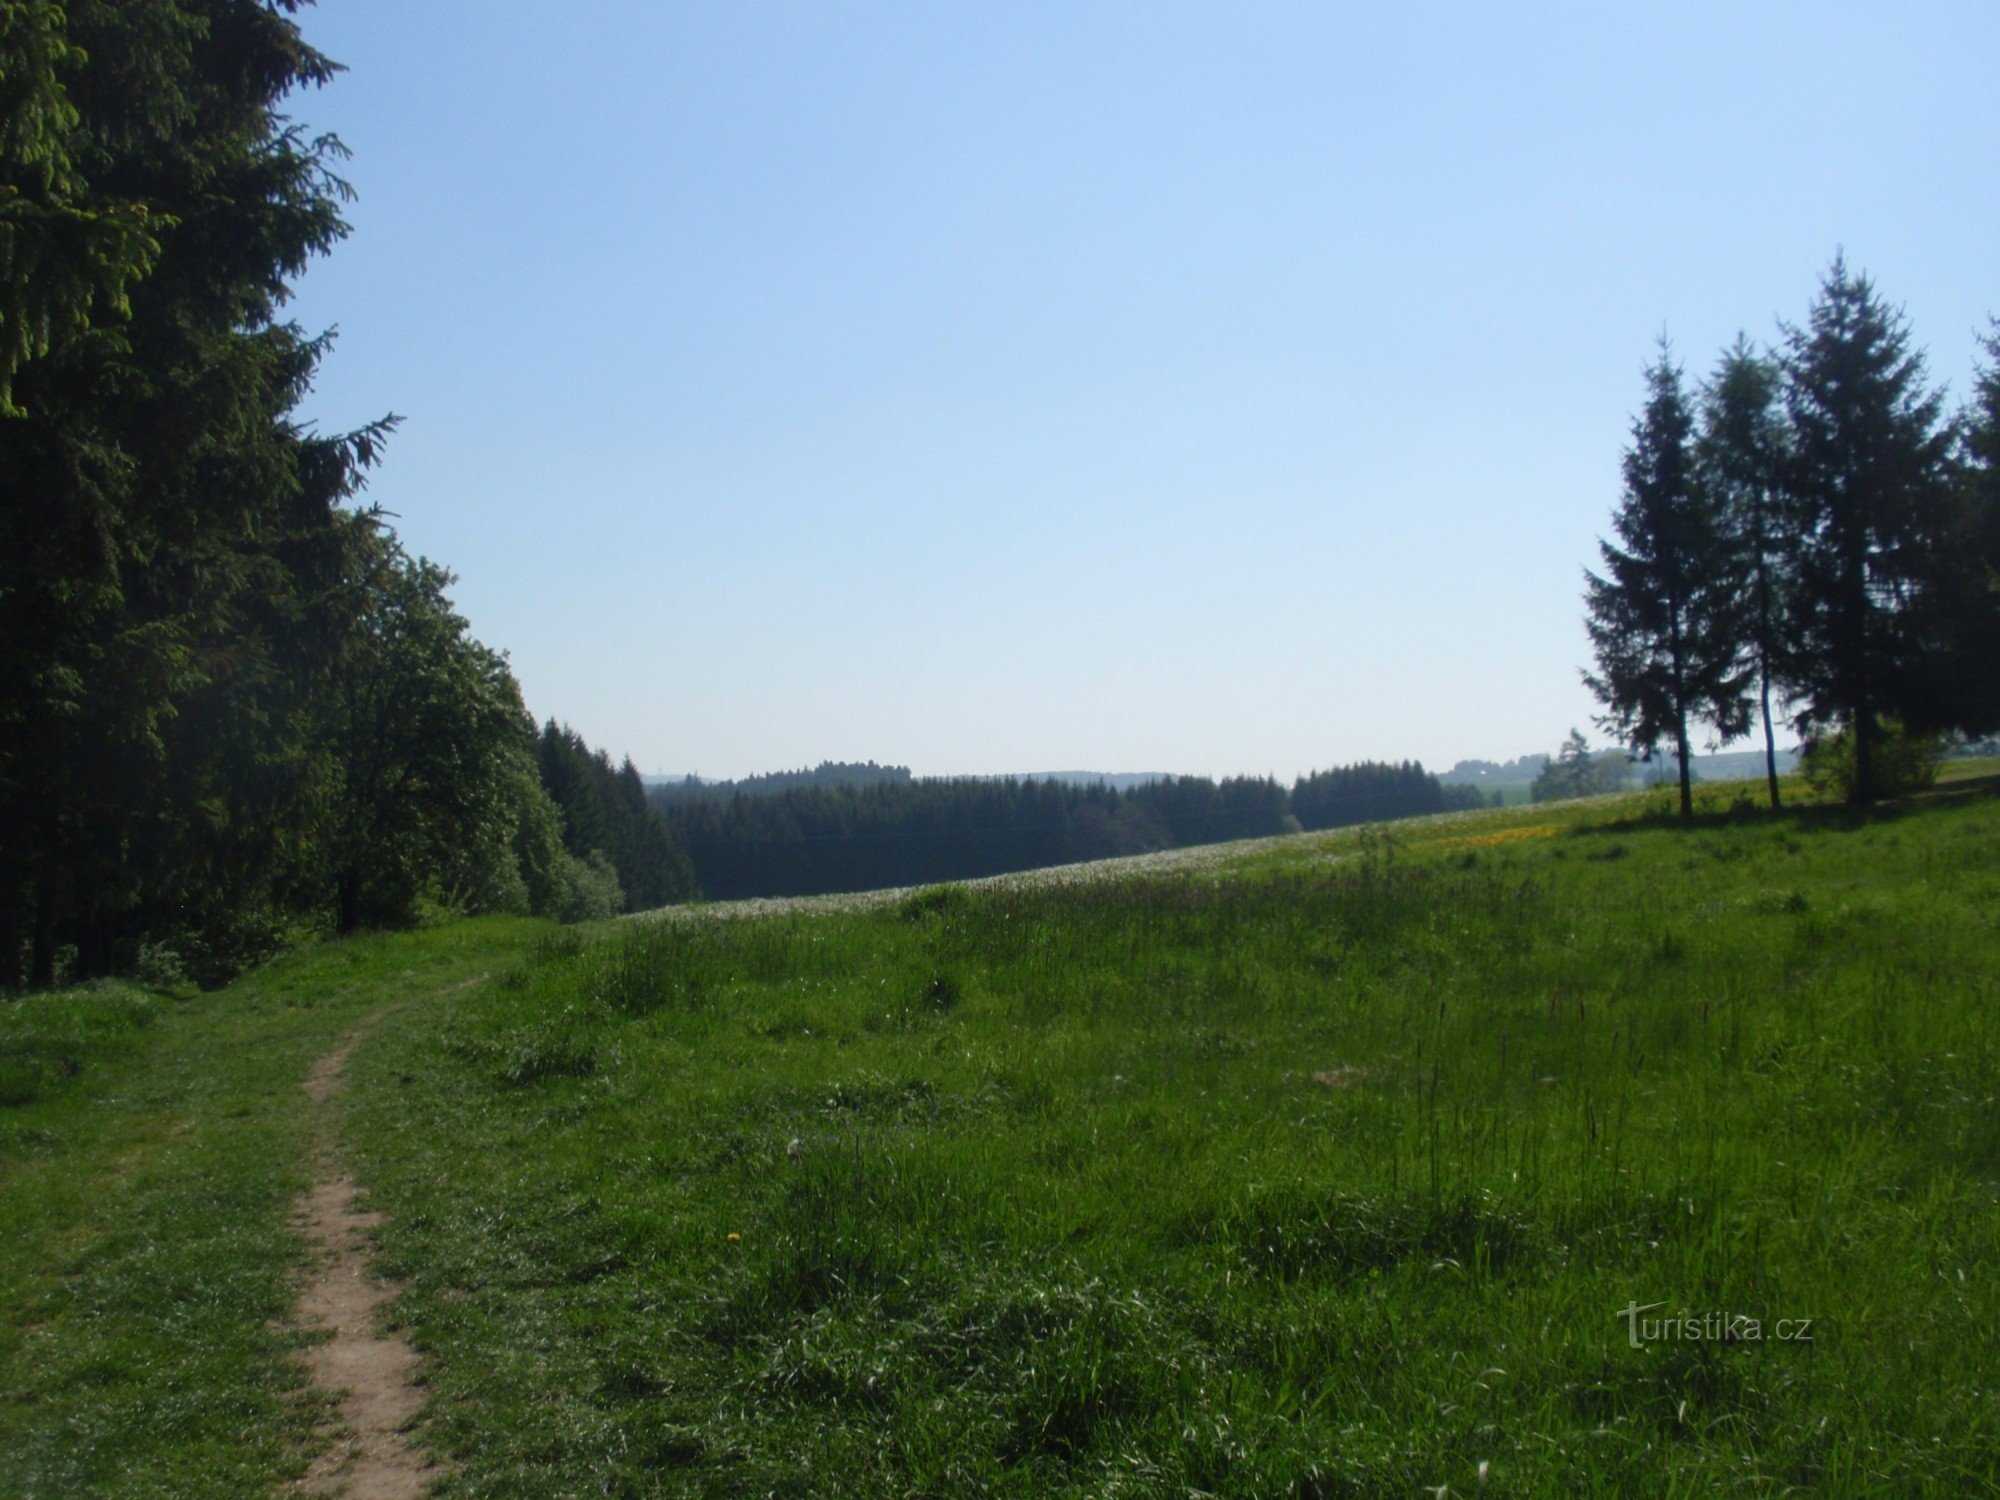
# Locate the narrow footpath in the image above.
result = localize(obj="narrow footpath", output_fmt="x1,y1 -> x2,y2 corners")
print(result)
290,1018 -> 441,1499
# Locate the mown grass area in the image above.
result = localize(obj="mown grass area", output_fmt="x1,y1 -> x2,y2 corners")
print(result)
324,777 -> 2000,1496
0,918 -> 547,1497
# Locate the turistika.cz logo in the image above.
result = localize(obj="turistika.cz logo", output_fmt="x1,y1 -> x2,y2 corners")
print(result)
1617,1301 -> 1814,1348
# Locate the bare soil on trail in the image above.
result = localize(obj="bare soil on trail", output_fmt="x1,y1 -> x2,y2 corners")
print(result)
290,1021 -> 441,1499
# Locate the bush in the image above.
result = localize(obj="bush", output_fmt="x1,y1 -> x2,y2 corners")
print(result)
558,851 -> 626,924
1800,720 -> 1943,802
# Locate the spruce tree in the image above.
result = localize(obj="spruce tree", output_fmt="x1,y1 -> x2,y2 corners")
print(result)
1920,324 -> 2000,736
1777,256 -> 1953,801
0,1 -> 385,983
1699,335 -> 1790,807
1584,344 -> 1751,821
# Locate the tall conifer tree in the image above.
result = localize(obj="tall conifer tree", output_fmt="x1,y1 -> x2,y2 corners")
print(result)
1584,344 -> 1751,821
0,1 -> 385,983
1699,336 -> 1790,807
1777,256 -> 1952,801
1919,325 -> 2000,736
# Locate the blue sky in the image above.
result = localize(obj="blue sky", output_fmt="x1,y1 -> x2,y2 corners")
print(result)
286,2 -> 1999,780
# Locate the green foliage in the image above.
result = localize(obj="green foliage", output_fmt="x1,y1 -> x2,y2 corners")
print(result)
658,765 -> 1462,902
1798,720 -> 1943,801
1778,256 -> 1955,798
1291,759 -> 1446,830
555,850 -> 624,925
537,723 -> 696,913
319,546 -> 547,933
1699,335 -> 1791,806
1589,260 -> 1994,807
0,6 -> 680,989
0,0 -> 380,985
0,1 -> 164,413
1585,343 -> 1751,818
1530,729 -> 1627,802
1915,323 -> 2000,737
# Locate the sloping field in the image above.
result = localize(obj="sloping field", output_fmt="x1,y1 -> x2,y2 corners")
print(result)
4,776 -> 1998,1494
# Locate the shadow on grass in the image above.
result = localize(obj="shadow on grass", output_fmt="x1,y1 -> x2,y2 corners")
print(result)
1567,770 -> 1999,841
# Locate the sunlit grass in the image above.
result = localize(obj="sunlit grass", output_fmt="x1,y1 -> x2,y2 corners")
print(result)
4,774 -> 1994,1493
331,779 -> 2000,1495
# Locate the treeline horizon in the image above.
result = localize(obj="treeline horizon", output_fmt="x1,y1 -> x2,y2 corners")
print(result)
651,760 -> 916,801
652,761 -> 1482,901
9,9 -> 1992,991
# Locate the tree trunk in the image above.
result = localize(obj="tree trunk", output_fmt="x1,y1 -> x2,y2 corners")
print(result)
74,907 -> 111,982
1676,717 -> 1694,822
1760,665 -> 1781,810
1670,616 -> 1693,823
0,866 -> 24,994
29,879 -> 59,990
336,867 -> 363,937
1753,534 -> 1781,810
1852,711 -> 1877,804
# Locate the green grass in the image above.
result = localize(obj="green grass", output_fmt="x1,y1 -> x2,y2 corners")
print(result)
4,779 -> 1998,1494
342,779 -> 1998,1495
0,918 -> 547,1497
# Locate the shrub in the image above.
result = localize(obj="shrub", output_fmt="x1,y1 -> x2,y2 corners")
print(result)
558,851 -> 626,923
1800,720 -> 1942,802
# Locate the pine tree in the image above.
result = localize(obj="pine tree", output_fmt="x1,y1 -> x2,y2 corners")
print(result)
0,3 -> 162,413
1777,256 -> 1953,801
1699,335 -> 1790,807
1584,343 -> 1751,821
1915,324 -> 2000,736
0,1 -> 388,984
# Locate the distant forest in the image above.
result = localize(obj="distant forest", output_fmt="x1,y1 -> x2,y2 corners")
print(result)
652,761 -> 915,800
653,762 -> 1482,900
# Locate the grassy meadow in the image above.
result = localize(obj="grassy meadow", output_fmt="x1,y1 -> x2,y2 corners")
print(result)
4,771 -> 1999,1494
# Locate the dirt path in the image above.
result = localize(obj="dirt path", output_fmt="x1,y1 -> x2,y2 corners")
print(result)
290,1019 -> 440,1499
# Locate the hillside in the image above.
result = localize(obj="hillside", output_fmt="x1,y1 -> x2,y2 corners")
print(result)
3,768 -> 1996,1493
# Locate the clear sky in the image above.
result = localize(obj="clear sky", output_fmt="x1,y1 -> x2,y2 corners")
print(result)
285,2 -> 1999,781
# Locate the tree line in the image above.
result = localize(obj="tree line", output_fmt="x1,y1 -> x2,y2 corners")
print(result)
0,3 -> 688,989
654,763 -> 1481,901
1585,258 -> 2000,816
651,761 -> 916,802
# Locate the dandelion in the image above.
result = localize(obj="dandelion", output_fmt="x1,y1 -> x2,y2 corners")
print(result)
727,1232 -> 741,1243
